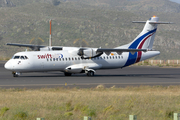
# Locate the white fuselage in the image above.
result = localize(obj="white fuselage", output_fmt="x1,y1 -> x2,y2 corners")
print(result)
4,47 -> 160,73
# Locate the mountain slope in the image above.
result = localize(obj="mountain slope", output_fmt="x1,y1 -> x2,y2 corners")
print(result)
0,0 -> 180,60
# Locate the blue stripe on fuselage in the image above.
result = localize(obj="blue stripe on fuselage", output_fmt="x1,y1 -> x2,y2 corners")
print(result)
123,29 -> 157,67
124,52 -> 137,67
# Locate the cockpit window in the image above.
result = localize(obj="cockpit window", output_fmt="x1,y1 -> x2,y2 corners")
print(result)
20,56 -> 25,59
25,56 -> 28,59
14,56 -> 20,59
13,55 -> 28,60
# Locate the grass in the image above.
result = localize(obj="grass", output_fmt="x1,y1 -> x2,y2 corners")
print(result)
0,86 -> 180,119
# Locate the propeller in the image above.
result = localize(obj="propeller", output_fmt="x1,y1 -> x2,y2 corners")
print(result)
29,37 -> 45,51
73,38 -> 89,47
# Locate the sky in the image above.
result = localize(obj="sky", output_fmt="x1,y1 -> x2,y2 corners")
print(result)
169,0 -> 180,4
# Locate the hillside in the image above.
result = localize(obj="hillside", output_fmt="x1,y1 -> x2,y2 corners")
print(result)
72,0 -> 180,13
0,0 -> 180,60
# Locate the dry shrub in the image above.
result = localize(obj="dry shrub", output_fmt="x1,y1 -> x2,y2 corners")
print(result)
96,84 -> 105,89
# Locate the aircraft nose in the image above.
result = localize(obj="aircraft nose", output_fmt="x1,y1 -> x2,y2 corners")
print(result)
4,61 -> 12,70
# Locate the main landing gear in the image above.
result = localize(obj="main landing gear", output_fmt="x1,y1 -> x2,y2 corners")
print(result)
86,71 -> 95,77
64,72 -> 72,76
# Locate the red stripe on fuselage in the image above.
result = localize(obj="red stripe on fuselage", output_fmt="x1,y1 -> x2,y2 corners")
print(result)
135,33 -> 154,63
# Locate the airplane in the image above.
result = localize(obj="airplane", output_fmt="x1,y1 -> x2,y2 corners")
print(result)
4,16 -> 172,77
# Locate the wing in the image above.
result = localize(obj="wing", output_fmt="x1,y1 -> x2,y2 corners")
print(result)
96,48 -> 147,55
6,43 -> 46,51
78,47 -> 147,59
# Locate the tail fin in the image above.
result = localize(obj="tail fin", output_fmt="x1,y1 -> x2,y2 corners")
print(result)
130,16 -> 158,50
121,16 -> 172,50
121,16 -> 173,67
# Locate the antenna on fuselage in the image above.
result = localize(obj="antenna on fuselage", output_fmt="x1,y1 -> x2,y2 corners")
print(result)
49,19 -> 52,46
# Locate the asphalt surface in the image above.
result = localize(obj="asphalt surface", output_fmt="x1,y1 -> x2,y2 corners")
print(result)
1,61 -> 180,89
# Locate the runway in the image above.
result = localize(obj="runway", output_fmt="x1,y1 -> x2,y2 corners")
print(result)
1,61 -> 180,89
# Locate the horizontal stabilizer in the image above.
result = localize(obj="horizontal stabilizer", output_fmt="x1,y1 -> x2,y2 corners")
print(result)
132,21 -> 146,23
133,21 -> 174,24
149,21 -> 174,24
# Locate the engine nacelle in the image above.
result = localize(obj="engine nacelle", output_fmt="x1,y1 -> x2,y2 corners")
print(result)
78,48 -> 103,59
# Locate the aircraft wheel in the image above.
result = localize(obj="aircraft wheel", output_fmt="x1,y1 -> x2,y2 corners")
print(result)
87,71 -> 94,77
12,72 -> 18,77
64,72 -> 72,76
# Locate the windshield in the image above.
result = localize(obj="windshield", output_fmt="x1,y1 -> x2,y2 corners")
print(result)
13,55 -> 28,60
14,56 -> 20,59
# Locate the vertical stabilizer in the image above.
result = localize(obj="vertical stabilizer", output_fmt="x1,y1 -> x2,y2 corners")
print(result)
128,16 -> 159,50
121,16 -> 172,67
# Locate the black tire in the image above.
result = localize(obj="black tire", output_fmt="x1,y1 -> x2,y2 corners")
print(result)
13,72 -> 18,77
87,71 -> 94,77
64,72 -> 72,76
87,72 -> 90,76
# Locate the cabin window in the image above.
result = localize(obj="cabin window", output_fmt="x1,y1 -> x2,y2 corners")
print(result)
109,56 -> 111,59
103,56 -> 105,59
47,59 -> 49,61
53,58 -> 55,61
50,58 -> 52,61
69,58 -> 71,61
121,56 -> 123,59
112,56 -> 114,59
62,58 -> 64,61
118,56 -> 120,59
78,57 -> 80,60
107,56 -> 108,59
56,58 -> 58,61
72,58 -> 74,60
75,58 -> 77,60
115,56 -> 117,59
59,58 -> 61,61
65,58 -> 67,61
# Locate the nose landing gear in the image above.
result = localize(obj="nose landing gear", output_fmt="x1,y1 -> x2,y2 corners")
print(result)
12,72 -> 21,77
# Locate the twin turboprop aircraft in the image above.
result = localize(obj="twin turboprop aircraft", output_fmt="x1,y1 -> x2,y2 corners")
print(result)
4,16 -> 172,77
